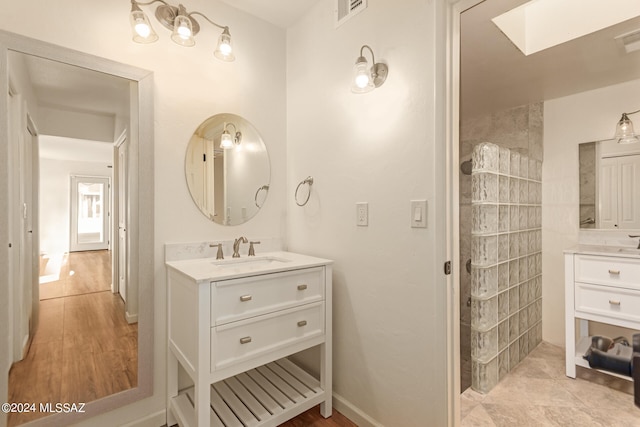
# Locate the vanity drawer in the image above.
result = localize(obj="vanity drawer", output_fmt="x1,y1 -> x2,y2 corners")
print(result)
211,267 -> 324,326
574,255 -> 640,290
211,302 -> 324,371
575,283 -> 640,325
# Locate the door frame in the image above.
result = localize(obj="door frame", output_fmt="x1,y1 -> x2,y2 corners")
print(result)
69,175 -> 111,252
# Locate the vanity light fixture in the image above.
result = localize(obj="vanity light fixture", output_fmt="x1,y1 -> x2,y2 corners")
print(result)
129,0 -> 235,61
614,109 -> 640,144
220,123 -> 242,149
351,45 -> 388,94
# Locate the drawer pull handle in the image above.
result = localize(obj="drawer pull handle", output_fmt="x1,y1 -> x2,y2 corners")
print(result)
609,300 -> 621,306
240,295 -> 252,302
608,269 -> 621,275
297,320 -> 308,327
297,284 -> 308,291
240,337 -> 252,344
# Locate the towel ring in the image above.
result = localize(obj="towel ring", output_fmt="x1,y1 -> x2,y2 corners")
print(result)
254,185 -> 269,208
295,176 -> 314,207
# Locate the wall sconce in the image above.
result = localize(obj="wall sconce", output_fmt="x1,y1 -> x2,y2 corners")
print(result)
129,0 -> 235,62
614,109 -> 640,144
220,123 -> 242,149
351,45 -> 388,94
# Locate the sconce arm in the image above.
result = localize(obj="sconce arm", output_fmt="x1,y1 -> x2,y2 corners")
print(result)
188,11 -> 228,31
132,0 -> 169,8
360,45 -> 376,65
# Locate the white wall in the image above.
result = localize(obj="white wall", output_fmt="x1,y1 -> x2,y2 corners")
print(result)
38,106 -> 116,143
287,1 -> 448,425
542,78 -> 640,347
0,0 -> 287,425
39,157 -> 112,255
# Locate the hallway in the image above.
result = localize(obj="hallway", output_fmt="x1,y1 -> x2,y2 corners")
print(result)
8,251 -> 137,426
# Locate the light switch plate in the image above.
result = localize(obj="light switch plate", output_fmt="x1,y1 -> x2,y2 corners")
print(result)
410,200 -> 427,228
356,202 -> 368,226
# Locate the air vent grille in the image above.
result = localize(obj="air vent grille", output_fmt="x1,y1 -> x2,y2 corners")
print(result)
335,0 -> 367,28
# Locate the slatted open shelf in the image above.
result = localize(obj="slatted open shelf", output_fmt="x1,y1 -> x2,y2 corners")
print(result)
170,358 -> 327,427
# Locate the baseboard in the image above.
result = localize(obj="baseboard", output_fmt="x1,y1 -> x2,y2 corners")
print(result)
119,409 -> 166,427
333,392 -> 384,427
125,311 -> 138,324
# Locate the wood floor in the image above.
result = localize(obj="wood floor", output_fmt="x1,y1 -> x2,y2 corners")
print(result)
7,250 -> 137,426
279,406 -> 358,426
39,250 -> 112,299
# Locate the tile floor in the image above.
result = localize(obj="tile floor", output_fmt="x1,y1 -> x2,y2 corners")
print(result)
461,341 -> 640,426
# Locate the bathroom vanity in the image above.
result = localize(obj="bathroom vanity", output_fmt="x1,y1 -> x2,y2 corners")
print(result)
165,250 -> 333,427
564,245 -> 640,379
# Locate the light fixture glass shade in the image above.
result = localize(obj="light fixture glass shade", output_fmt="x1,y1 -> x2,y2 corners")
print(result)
130,9 -> 158,43
171,14 -> 195,47
351,56 -> 374,94
614,113 -> 639,144
214,28 -> 235,62
220,130 -> 234,149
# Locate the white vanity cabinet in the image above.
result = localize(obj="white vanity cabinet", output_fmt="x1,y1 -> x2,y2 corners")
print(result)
565,247 -> 640,379
166,252 -> 333,427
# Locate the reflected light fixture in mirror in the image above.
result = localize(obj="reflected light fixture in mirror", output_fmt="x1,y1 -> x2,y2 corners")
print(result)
351,45 -> 388,94
614,109 -> 640,144
129,0 -> 235,61
221,122 -> 242,149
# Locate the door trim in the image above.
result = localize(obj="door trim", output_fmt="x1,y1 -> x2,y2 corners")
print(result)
69,175 -> 111,252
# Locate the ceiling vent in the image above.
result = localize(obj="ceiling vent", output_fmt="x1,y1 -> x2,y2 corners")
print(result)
335,0 -> 367,28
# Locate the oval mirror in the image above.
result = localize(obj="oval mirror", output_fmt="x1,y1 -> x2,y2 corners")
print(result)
185,113 -> 270,225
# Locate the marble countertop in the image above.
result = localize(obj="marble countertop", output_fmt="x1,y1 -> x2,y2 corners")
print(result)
564,244 -> 640,259
165,251 -> 333,283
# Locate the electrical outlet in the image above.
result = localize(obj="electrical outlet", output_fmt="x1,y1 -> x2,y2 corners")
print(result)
356,202 -> 368,226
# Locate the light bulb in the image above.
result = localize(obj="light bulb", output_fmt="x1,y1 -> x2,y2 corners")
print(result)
171,12 -> 195,47
220,131 -> 233,149
351,56 -> 374,93
135,20 -> 150,38
214,28 -> 235,62
130,8 -> 158,43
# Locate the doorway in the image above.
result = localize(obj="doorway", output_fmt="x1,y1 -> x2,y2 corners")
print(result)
70,176 -> 110,253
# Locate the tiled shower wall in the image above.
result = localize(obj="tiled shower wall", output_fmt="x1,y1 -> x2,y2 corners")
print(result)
460,102 -> 543,392
470,142 -> 542,393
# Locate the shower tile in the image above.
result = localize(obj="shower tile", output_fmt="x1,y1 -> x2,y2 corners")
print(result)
510,151 -> 520,178
509,232 -> 519,259
519,155 -> 528,179
498,262 -> 509,292
519,205 -> 528,230
471,265 -> 498,299
528,279 -> 536,305
471,296 -> 498,331
535,160 -> 542,182
519,257 -> 528,282
509,177 -> 519,203
508,313 -> 520,343
498,175 -> 509,203
472,173 -> 498,203
498,320 -> 509,351
498,349 -> 509,380
499,147 -> 510,174
498,205 -> 509,233
528,158 -> 536,180
519,334 -> 529,361
528,231 -> 536,254
472,235 -> 498,267
498,291 -> 509,321
535,276 -> 542,298
519,232 -> 528,257
535,253 -> 542,275
528,255 -> 536,279
528,204 -> 536,228
527,303 -> 536,327
471,326 -> 498,362
473,142 -> 499,173
536,182 -> 543,204
472,204 -> 498,235
535,299 -> 542,324
472,357 -> 498,394
509,340 -> 520,368
534,229 -> 542,252
498,234 -> 509,262
519,179 -> 528,204
509,259 -> 519,286
535,207 -> 542,228
510,205 -> 519,231
519,307 -> 529,333
528,327 -> 537,353
519,281 -> 529,307
509,287 -> 519,315
535,322 -> 542,346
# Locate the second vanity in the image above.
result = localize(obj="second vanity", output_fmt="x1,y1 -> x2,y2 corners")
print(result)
565,244 -> 640,380
165,245 -> 333,427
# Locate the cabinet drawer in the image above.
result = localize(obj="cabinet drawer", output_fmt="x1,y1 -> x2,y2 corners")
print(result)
211,302 -> 324,371
575,255 -> 640,290
211,267 -> 324,326
575,283 -> 640,324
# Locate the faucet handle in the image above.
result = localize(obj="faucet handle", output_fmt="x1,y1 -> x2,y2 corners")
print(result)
210,243 -> 224,260
248,241 -> 261,257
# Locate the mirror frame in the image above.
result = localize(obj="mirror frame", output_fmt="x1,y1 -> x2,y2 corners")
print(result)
0,30 -> 154,426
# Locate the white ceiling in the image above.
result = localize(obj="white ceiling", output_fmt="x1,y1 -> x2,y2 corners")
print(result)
217,0 -> 319,28
461,0 -> 640,118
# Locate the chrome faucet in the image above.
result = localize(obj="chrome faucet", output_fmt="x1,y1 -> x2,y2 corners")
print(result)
630,235 -> 640,249
232,236 -> 248,258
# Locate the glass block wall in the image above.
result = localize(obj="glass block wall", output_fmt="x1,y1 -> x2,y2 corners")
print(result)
470,142 -> 542,393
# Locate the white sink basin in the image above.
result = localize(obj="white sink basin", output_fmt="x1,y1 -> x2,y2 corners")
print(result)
618,248 -> 640,254
211,255 -> 291,268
